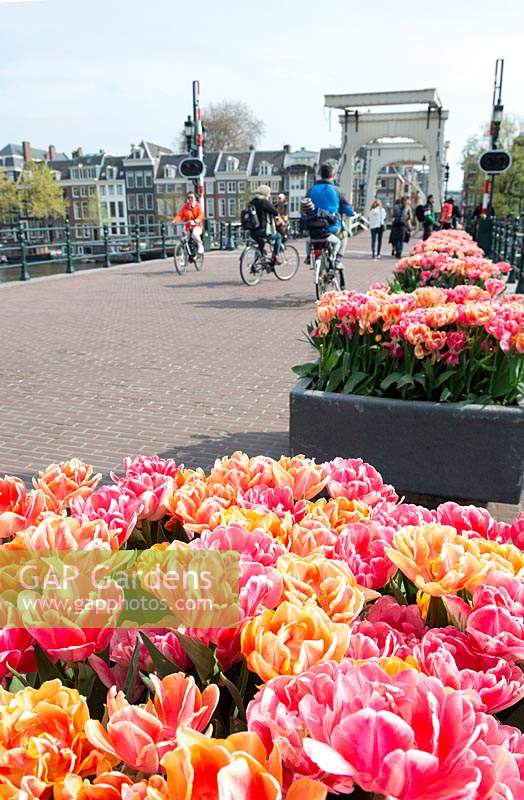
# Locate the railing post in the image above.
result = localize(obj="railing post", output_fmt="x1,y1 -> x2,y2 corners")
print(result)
103,224 -> 111,268
160,223 -> 167,259
507,219 -> 518,282
134,224 -> 141,262
17,223 -> 30,282
64,218 -> 74,273
226,222 -> 235,250
219,223 -> 224,250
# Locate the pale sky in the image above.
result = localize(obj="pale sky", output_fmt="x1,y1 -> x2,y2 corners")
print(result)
1,0 -> 523,189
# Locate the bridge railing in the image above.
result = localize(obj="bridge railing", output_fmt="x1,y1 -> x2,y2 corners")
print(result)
0,219 -> 307,281
470,216 -> 524,293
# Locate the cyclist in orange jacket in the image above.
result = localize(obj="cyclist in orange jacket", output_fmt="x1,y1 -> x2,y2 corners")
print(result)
174,192 -> 204,253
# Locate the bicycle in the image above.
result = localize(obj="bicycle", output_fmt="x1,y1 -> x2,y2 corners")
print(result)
173,232 -> 204,275
239,240 -> 299,286
312,240 -> 343,299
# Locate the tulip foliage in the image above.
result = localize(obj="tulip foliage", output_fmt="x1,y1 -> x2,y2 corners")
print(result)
0,453 -> 523,799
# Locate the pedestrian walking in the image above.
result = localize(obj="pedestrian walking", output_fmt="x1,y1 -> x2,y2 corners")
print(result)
389,197 -> 409,258
422,195 -> 436,241
369,199 -> 386,259
440,197 -> 454,230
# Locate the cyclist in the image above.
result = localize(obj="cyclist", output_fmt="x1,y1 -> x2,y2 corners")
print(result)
300,196 -> 339,255
304,163 -> 355,288
249,184 -> 282,264
173,192 -> 204,254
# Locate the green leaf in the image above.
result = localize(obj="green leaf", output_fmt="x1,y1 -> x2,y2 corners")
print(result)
175,632 -> 221,683
434,370 -> 459,389
380,371 -> 404,391
77,663 -> 96,698
440,387 -> 453,402
396,375 -> 415,389
140,632 -> 181,678
123,636 -> 141,700
343,370 -> 369,394
292,362 -> 318,378
321,350 -> 341,374
325,366 -> 344,393
5,663 -> 30,687
34,644 -> 67,685
219,671 -> 246,722
414,374 -> 427,389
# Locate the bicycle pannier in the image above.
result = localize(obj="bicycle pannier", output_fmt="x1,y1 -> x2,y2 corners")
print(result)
240,204 -> 260,231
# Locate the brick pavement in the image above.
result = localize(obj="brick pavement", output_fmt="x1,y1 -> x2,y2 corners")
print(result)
0,233 -> 520,522
0,233 -> 390,481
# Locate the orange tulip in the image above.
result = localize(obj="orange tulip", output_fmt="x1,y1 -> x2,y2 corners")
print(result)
277,553 -> 378,624
385,524 -> 487,597
219,506 -> 292,545
277,456 -> 327,500
33,459 -> 101,513
0,680 -> 113,792
241,600 -> 350,681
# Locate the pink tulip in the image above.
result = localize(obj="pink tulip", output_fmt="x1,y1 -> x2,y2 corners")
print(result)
70,485 -> 141,546
333,521 -> 397,589
193,523 -> 287,566
436,501 -> 512,544
321,457 -> 398,507
366,596 -> 426,638
466,572 -> 524,662
0,627 -> 36,679
111,455 -> 182,521
238,484 -> 308,523
414,626 -> 524,713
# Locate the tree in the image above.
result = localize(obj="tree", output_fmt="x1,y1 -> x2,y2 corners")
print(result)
462,116 -> 524,217
0,168 -> 20,223
19,161 -> 66,219
177,100 -> 265,152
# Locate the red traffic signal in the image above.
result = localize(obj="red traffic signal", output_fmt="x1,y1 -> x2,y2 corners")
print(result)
478,150 -> 512,174
179,158 -> 205,178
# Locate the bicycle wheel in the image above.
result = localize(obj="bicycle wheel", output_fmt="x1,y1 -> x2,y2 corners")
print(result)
240,246 -> 262,286
273,244 -> 299,281
174,242 -> 187,275
315,257 -> 340,299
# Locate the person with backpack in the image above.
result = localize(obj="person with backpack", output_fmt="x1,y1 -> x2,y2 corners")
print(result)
304,163 -> 355,282
368,198 -> 386,259
240,184 -> 282,264
301,197 -> 344,287
422,195 -> 436,241
390,197 -> 409,258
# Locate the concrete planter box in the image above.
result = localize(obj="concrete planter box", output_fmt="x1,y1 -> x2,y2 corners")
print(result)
290,378 -> 524,503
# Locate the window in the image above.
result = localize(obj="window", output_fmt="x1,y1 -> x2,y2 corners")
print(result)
290,177 -> 305,191
238,181 -> 246,193
164,165 -> 176,179
118,202 -> 124,217
227,181 -> 236,194
225,156 -> 239,172
73,202 -> 82,220
138,214 -> 146,228
128,195 -> 136,210
135,172 -> 144,188
144,173 -> 152,187
218,198 -> 226,217
259,161 -> 271,176
101,203 -> 109,220
126,173 -> 135,189
137,194 -> 145,210
111,223 -> 118,235
99,185 -> 106,196
108,185 -> 115,196
271,181 -> 279,192
227,198 -> 237,217
129,215 -> 136,226
72,187 -> 80,198
218,182 -> 226,193
107,167 -> 117,180
117,184 -> 123,195
146,194 -> 153,210
148,215 -> 155,228
206,198 -> 215,217
110,202 -> 116,217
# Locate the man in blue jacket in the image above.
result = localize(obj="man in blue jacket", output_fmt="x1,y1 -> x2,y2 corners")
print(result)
306,162 -> 355,288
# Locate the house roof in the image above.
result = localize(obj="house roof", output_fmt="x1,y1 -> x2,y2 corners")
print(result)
215,151 -> 252,172
318,148 -> 341,164
99,156 -> 125,179
144,141 -> 174,159
0,143 -> 67,160
251,150 -> 286,173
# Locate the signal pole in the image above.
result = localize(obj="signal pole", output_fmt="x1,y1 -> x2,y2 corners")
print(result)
192,80 -> 205,216
482,58 -> 504,215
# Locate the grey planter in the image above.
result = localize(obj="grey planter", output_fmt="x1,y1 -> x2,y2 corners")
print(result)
290,378 -> 524,504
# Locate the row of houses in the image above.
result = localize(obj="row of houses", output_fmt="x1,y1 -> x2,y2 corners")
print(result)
1,140 -> 424,242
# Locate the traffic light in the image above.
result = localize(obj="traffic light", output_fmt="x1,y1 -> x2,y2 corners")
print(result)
478,150 -> 512,174
179,157 -> 205,178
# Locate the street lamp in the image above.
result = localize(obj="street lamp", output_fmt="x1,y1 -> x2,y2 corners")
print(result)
444,163 -> 450,199
184,115 -> 195,154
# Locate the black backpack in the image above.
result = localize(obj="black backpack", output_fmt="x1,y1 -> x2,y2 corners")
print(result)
240,203 -> 260,231
415,204 -> 426,223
